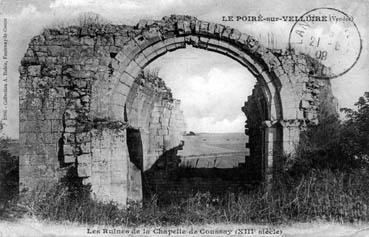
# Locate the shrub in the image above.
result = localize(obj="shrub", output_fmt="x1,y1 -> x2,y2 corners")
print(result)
77,12 -> 111,27
0,137 -> 19,214
340,92 -> 369,166
47,12 -> 111,30
287,91 -> 369,175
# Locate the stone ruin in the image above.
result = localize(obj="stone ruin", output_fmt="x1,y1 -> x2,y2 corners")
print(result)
19,15 -> 335,206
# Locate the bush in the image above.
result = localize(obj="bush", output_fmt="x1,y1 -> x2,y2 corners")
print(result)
48,12 -> 111,30
287,92 -> 369,175
340,92 -> 369,165
0,137 -> 19,214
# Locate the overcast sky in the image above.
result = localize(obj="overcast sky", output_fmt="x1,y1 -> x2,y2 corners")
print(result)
149,47 -> 256,133
1,0 -> 368,137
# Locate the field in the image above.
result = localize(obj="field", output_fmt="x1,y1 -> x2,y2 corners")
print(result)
179,133 -> 249,168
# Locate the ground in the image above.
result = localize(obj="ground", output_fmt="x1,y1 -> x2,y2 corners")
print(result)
0,218 -> 368,237
179,133 -> 248,168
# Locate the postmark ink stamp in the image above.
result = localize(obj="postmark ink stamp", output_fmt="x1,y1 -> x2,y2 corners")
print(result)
288,7 -> 362,79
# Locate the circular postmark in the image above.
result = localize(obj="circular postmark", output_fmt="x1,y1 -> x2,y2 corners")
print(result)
288,7 -> 362,79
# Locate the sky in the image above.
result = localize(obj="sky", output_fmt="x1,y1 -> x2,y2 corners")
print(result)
0,0 -> 369,137
149,46 -> 256,133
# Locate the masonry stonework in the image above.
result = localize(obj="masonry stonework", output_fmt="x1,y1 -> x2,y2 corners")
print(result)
19,15 -> 335,205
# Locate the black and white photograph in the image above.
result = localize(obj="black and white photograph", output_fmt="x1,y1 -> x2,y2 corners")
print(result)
0,0 -> 369,236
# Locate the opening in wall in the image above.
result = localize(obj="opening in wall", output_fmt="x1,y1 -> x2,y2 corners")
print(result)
126,127 -> 143,170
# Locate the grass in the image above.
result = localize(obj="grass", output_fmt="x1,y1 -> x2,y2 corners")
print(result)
18,168 -> 369,226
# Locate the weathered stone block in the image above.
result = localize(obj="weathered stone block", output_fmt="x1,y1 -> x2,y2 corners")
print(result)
81,37 -> 95,46
78,154 -> 91,164
28,65 -> 41,76
63,144 -> 74,156
64,155 -> 76,163
77,163 -> 91,177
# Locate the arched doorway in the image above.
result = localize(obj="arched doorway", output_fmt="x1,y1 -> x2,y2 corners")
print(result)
19,15 -> 326,206
94,15 -> 286,199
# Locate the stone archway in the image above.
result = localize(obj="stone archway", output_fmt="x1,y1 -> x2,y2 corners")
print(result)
19,15 -> 332,206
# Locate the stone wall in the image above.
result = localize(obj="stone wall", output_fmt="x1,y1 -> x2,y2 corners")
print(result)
125,72 -> 186,171
242,74 -> 336,181
19,37 -> 186,205
19,15 -> 336,205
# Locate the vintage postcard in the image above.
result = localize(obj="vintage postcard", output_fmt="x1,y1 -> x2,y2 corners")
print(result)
0,0 -> 369,236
